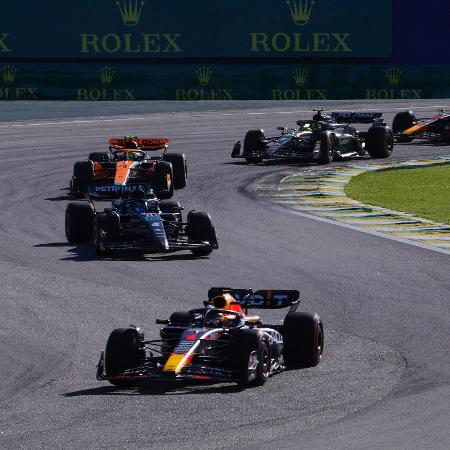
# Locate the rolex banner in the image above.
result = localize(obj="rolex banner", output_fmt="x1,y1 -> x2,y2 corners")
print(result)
0,0 -> 391,58
1,63 -> 449,100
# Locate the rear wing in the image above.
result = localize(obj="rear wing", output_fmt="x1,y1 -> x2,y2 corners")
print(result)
109,137 -> 170,151
331,112 -> 383,124
208,287 -> 300,309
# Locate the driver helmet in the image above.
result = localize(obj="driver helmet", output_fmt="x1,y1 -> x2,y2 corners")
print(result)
125,139 -> 139,149
132,199 -> 147,214
127,151 -> 141,161
205,312 -> 224,328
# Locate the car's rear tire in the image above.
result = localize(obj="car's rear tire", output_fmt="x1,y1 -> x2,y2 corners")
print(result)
366,126 -> 394,158
187,211 -> 217,256
154,161 -> 174,199
392,111 -> 416,135
232,329 -> 270,387
104,328 -> 145,387
243,130 -> 265,164
73,161 -> 94,194
316,131 -> 334,165
65,202 -> 95,244
282,312 -> 324,369
163,153 -> 187,189
88,152 -> 111,162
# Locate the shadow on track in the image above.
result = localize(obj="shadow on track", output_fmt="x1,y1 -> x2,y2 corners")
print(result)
64,383 -> 243,397
56,245 -> 207,262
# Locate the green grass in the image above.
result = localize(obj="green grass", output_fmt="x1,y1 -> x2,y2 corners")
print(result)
344,164 -> 450,225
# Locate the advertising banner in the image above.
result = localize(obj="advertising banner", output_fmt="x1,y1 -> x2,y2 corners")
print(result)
1,63 -> 448,100
0,0 -> 392,59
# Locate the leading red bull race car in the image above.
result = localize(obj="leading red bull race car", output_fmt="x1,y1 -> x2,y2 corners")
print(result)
96,287 -> 324,388
393,109 -> 450,144
69,136 -> 187,199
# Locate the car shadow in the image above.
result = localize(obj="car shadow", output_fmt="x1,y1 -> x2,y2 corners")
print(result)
59,245 -> 206,262
223,159 -> 317,167
64,382 -> 244,397
34,242 -> 73,248
45,195 -> 74,202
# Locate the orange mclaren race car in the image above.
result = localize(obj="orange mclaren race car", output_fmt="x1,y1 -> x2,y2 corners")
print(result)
393,109 -> 450,144
96,288 -> 324,388
69,136 -> 187,199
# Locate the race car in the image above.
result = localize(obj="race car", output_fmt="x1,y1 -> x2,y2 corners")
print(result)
392,109 -> 450,143
231,110 -> 394,164
96,287 -> 324,387
65,187 -> 218,257
69,136 -> 187,199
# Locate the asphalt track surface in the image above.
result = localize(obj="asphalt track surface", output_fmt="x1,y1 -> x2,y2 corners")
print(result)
0,100 -> 449,449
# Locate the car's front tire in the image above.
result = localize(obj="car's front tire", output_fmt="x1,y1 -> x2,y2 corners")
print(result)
104,328 -> 145,387
366,126 -> 394,158
282,312 -> 324,369
232,329 -> 270,387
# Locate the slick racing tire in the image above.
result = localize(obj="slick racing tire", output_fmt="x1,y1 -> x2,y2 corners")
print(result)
232,329 -> 270,387
316,131 -> 334,165
187,211 -> 218,256
73,161 -> 95,194
104,328 -> 145,387
155,161 -> 174,199
163,153 -> 187,189
88,152 -> 111,162
65,202 -> 95,244
243,130 -> 265,164
366,126 -> 394,158
282,312 -> 324,369
92,212 -> 120,255
392,111 -> 416,135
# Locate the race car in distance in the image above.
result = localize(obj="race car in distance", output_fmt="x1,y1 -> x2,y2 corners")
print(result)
231,110 -> 394,164
65,187 -> 218,257
70,136 -> 187,199
96,287 -> 324,388
392,109 -> 450,143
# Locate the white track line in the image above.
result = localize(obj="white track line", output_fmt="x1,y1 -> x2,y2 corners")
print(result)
0,104 -> 447,129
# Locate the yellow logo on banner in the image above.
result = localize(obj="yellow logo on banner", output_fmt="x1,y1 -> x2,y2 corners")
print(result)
386,68 -> 402,86
366,68 -> 422,100
286,0 -> 315,26
116,0 -> 145,26
195,66 -> 212,86
0,66 -> 39,99
293,67 -> 308,86
99,66 -> 114,85
1,65 -> 17,84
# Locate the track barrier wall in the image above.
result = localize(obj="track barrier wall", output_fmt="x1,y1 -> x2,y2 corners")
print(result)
0,0 -> 448,100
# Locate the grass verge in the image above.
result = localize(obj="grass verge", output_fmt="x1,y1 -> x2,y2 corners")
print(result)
344,164 -> 450,225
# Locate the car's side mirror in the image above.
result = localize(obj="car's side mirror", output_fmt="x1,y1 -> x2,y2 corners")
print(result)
156,318 -> 169,325
231,141 -> 241,158
277,126 -> 287,132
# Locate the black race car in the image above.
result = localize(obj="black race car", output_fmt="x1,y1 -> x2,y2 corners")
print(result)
96,287 -> 324,388
392,109 -> 450,144
231,110 -> 394,164
65,187 -> 218,257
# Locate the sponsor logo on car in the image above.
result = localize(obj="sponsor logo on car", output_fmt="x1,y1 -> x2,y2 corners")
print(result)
94,184 -> 147,193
